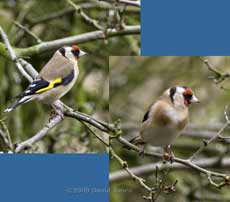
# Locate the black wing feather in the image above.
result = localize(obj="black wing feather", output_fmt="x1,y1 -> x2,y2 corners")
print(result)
16,79 -> 49,99
16,70 -> 75,99
142,109 -> 150,122
62,70 -> 74,85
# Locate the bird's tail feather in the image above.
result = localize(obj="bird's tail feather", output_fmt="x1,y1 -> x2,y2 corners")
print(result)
4,96 -> 32,113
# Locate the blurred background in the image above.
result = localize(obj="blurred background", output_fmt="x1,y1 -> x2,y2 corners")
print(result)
110,56 -> 230,202
0,0 -> 139,153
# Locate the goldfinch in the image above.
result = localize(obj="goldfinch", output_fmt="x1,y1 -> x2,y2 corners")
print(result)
4,45 -> 87,115
130,86 -> 199,160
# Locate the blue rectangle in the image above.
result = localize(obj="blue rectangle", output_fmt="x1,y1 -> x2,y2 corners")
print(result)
141,0 -> 230,55
0,154 -> 108,202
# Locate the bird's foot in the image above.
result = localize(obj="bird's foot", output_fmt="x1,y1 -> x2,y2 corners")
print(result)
138,149 -> 145,157
138,145 -> 146,158
163,145 -> 175,163
49,109 -> 63,121
50,101 -> 64,121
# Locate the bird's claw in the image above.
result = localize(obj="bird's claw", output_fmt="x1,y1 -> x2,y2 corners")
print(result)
163,145 -> 175,163
163,152 -> 175,163
49,103 -> 64,121
138,148 -> 145,157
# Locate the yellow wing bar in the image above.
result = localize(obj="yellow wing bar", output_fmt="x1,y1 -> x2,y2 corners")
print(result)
35,77 -> 62,93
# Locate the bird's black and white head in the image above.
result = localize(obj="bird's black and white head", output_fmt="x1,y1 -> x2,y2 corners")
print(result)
58,45 -> 87,62
168,86 -> 199,108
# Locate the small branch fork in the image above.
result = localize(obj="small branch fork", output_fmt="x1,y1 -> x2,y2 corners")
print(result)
200,56 -> 230,85
13,21 -> 43,44
0,27 -> 33,82
189,106 -> 230,161
110,147 -> 177,202
66,0 -> 104,30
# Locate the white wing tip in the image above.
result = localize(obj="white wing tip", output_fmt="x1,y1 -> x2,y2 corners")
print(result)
4,108 -> 13,113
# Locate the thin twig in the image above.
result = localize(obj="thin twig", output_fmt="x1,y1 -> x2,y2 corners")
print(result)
109,146 -> 152,192
118,0 -> 140,7
200,57 -> 230,84
110,157 -> 230,183
13,21 -> 43,44
80,120 -> 109,146
66,0 -> 104,30
115,135 -> 230,188
101,0 -> 140,8
0,119 -> 13,151
110,146 -> 177,201
15,115 -> 63,153
0,26 -> 33,82
189,106 -> 230,161
0,25 -> 140,59
28,4 -> 138,26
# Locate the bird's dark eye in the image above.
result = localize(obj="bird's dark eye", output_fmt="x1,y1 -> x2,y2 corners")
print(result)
59,47 -> 66,57
183,93 -> 192,100
71,49 -> 80,57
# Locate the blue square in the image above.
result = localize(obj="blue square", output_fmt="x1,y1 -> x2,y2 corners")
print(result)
0,154 -> 109,202
141,0 -> 230,55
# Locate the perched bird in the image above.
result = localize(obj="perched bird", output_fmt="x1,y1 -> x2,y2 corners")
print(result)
4,45 -> 87,116
130,86 -> 199,161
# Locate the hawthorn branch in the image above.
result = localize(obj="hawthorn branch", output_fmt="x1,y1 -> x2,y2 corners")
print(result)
110,146 -> 177,201
101,0 -> 140,8
28,2 -> 139,26
15,115 -> 63,153
0,26 -> 33,82
66,0 -> 104,30
0,25 -> 140,59
118,0 -> 140,7
13,21 -> 43,44
110,157 -> 230,183
189,106 -> 230,161
79,120 -> 109,147
200,57 -> 230,84
111,135 -> 230,188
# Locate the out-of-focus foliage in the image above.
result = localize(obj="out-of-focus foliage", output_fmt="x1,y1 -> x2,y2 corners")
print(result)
110,56 -> 230,202
0,0 -> 140,153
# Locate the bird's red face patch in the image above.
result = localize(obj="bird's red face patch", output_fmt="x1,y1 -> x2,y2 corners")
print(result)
183,88 -> 193,107
184,88 -> 193,95
71,45 -> 80,59
72,45 -> 79,51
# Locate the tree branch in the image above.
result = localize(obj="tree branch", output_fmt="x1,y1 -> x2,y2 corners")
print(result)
13,21 -> 43,44
0,25 -> 140,59
112,135 -> 230,188
28,2 -> 139,26
0,26 -> 33,82
110,157 -> 230,183
66,0 -> 104,30
200,57 -> 230,84
15,115 -> 63,153
101,0 -> 140,8
189,106 -> 230,161
110,146 -> 177,201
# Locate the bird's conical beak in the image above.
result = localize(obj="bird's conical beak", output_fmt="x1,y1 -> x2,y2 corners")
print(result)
191,95 -> 200,103
79,50 -> 87,57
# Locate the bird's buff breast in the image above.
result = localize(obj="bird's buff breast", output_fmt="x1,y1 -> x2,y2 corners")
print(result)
141,104 -> 188,146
